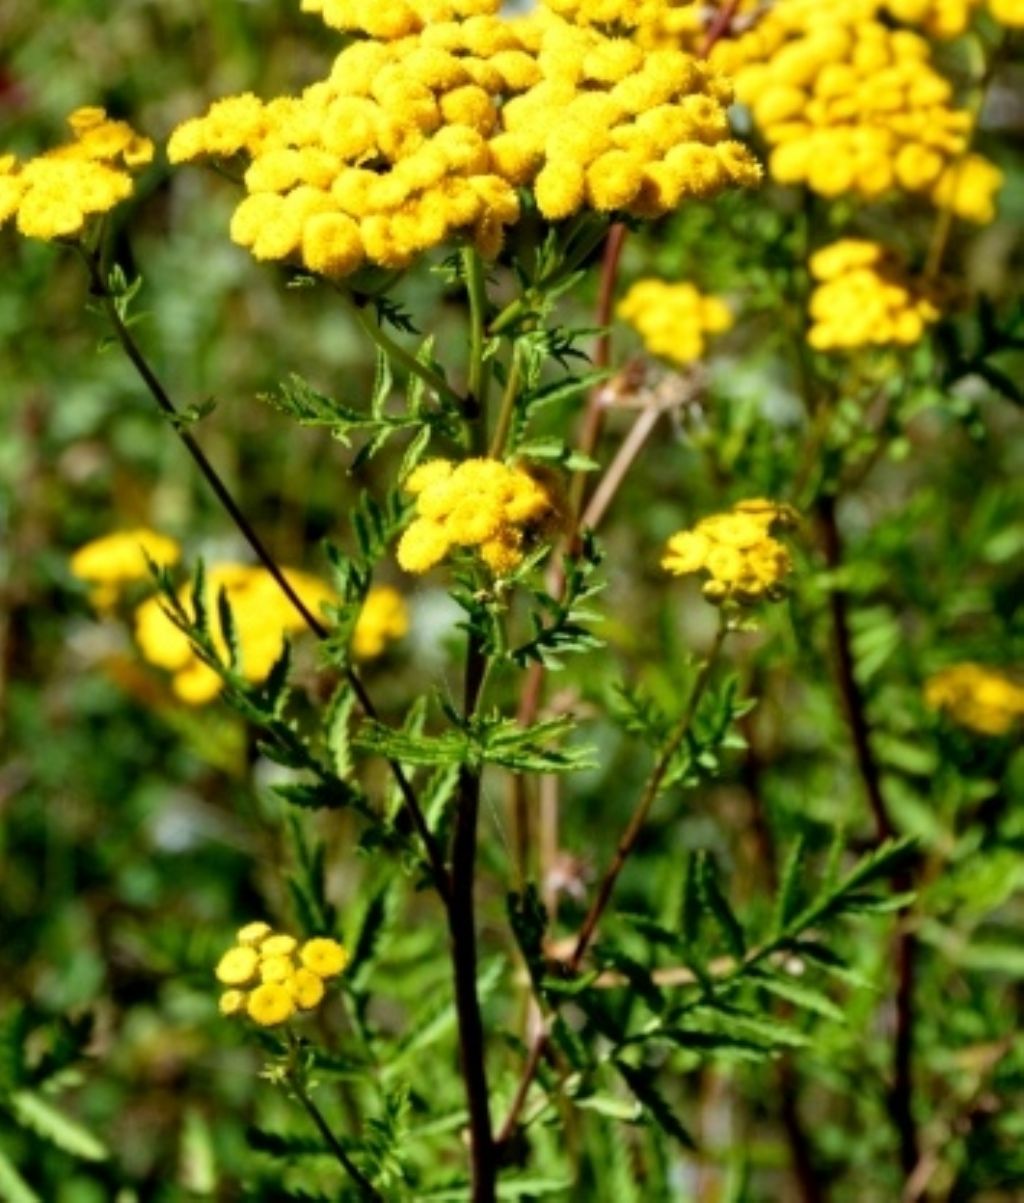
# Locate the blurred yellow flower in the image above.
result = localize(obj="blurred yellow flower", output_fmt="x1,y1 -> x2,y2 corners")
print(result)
352,585 -> 409,659
807,240 -> 941,351
924,664 -> 1024,736
133,563 -> 334,705
1,108 -> 153,242
70,529 -> 181,610
618,279 -> 732,366
299,938 -> 350,978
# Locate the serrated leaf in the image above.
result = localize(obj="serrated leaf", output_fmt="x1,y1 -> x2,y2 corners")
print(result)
572,1092 -> 642,1121
10,1091 -> 108,1162
325,685 -> 356,779
771,838 -> 806,938
614,1060 -> 695,1148
347,882 -> 394,986
697,855 -> 746,958
751,970 -> 845,1022
273,777 -> 364,811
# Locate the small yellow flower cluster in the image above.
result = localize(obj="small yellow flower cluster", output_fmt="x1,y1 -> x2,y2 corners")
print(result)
538,0 -> 705,47
70,529 -> 181,610
0,108 -> 153,242
216,922 -> 350,1027
167,2 -> 757,276
302,0 -> 501,38
352,584 -> 410,659
807,239 -> 940,351
886,0 -> 1024,33
663,499 -> 797,605
710,0 -> 1003,221
397,458 -> 562,575
133,564 -> 334,704
618,279 -> 732,366
924,663 -> 1024,736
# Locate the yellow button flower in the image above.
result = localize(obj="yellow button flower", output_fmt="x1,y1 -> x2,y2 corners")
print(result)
299,938 -> 350,978
215,946 -> 260,986
247,983 -> 297,1027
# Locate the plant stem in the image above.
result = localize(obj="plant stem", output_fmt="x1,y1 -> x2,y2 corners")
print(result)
571,617 -> 729,967
286,1064 -> 382,1201
336,287 -> 469,415
816,493 -> 918,1179
448,630 -> 497,1203
488,344 -> 523,460
567,222 -> 628,522
464,248 -> 491,442
497,619 -> 730,1145
80,247 -> 451,903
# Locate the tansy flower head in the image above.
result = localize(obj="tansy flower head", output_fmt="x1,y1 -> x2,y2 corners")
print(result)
663,499 -> 798,605
924,663 -> 1024,737
300,938 -> 350,978
1,108 -> 153,242
807,239 -> 941,351
216,926 -> 349,1026
397,458 -> 563,576
618,278 -> 732,366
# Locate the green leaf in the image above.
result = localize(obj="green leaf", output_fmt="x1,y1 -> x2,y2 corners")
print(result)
386,960 -> 504,1073
0,1150 -> 40,1203
750,970 -> 845,1022
572,1092 -> 642,1121
10,1090 -> 108,1162
697,854 -> 747,958
324,685 -> 357,779
347,881 -> 394,986
273,776 -> 365,811
614,1060 -> 695,1148
771,838 -> 806,939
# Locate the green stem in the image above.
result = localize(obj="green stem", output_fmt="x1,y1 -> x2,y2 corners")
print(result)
488,345 -> 522,460
286,1060 -> 382,1201
336,288 -> 468,414
463,248 -> 491,451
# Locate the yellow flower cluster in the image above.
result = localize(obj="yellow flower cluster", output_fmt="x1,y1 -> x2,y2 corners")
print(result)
924,664 -> 1024,736
618,278 -> 732,365
710,0 -> 1003,220
216,922 -> 349,1027
807,239 -> 940,351
352,584 -> 410,658
166,2 -> 757,276
886,0 -> 1024,34
397,458 -> 562,575
70,529 -> 180,609
133,564 -> 334,704
0,108 -> 153,242
663,499 -> 797,605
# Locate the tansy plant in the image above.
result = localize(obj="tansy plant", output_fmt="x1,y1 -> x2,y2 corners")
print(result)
3,0 -> 1024,1199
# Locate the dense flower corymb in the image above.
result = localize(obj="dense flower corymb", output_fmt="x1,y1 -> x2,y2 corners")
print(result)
807,239 -> 940,351
924,663 -> 1024,736
663,499 -> 798,604
397,458 -> 563,576
710,0 -> 1003,220
167,1 -> 758,277
618,278 -> 732,365
1,108 -> 153,241
216,924 -> 349,1026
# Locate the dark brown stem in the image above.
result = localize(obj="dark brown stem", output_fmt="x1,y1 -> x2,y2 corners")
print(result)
448,633 -> 496,1203
80,248 -> 451,903
817,494 -> 918,1179
817,496 -> 892,844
